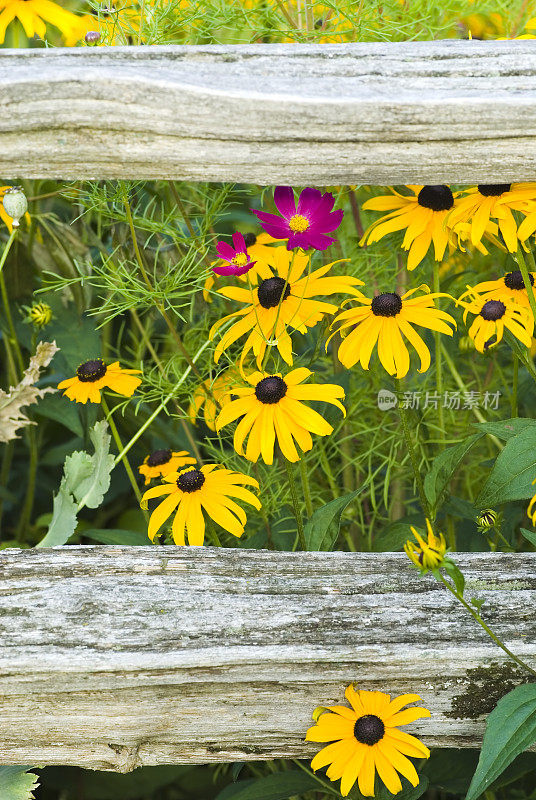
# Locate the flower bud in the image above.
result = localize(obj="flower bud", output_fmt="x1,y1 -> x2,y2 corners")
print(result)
2,187 -> 27,228
27,302 -> 53,329
476,509 -> 498,531
459,335 -> 475,353
84,30 -> 101,44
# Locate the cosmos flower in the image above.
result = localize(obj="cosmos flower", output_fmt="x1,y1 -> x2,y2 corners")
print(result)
254,186 -> 344,251
209,245 -> 363,369
360,185 -> 460,270
57,359 -> 142,404
404,519 -> 447,572
306,683 -> 430,797
215,367 -> 345,464
447,184 -> 536,252
213,232 -> 256,277
458,270 -> 536,312
204,232 -> 284,302
0,0 -> 82,43
328,287 -> 456,378
138,449 -> 196,485
141,464 -> 261,545
458,290 -> 533,352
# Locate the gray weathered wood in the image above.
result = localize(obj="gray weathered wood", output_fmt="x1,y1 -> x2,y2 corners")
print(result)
0,546 -> 534,771
2,40 -> 536,183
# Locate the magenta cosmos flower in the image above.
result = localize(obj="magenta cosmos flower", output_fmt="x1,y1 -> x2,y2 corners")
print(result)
213,232 -> 256,276
253,186 -> 344,251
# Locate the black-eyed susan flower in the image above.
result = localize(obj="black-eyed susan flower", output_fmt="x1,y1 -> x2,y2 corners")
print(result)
0,0 -> 82,43
215,367 -> 345,464
360,185 -> 460,270
138,449 -> 196,485
328,287 -> 456,379
254,186 -> 344,251
58,359 -> 142,404
458,289 -> 533,352
306,683 -> 430,797
141,464 -> 261,545
458,270 -> 536,312
188,368 -> 239,431
447,184 -> 536,252
404,519 -> 447,572
209,245 -> 363,369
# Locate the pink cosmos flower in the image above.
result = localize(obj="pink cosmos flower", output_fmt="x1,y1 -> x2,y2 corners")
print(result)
253,186 -> 344,251
213,232 -> 256,276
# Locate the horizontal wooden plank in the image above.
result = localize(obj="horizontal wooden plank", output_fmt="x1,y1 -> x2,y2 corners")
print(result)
0,546 -> 534,771
1,41 -> 536,183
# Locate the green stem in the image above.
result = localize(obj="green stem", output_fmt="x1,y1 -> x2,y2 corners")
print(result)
433,262 -> 445,449
0,229 -> 17,276
122,187 -> 203,381
285,459 -> 307,551
113,336 -> 216,466
438,572 -> 536,678
14,427 -> 38,542
101,396 -> 143,506
512,355 -> 519,417
516,245 -> 536,326
299,457 -> 313,518
398,401 -> 431,520
0,270 -> 24,376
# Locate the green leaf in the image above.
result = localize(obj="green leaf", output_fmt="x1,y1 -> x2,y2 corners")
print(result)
36,477 -> 78,548
372,775 -> 429,800
304,487 -> 365,551
37,421 -> 114,548
36,393 -> 83,437
475,418 -> 536,441
65,420 -> 114,508
0,766 -> 39,800
520,528 -> 536,547
83,529 -> 151,546
215,771 -> 320,800
465,683 -> 536,800
442,559 -> 465,597
423,748 -> 479,793
476,428 -> 536,508
424,433 -> 483,515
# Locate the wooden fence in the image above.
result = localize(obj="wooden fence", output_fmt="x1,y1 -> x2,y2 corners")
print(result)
1,40 -> 536,771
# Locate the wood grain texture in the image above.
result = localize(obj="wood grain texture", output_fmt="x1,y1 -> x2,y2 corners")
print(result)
2,40 -> 536,183
0,546 -> 534,770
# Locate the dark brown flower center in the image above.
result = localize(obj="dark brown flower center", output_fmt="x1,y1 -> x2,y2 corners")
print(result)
504,270 -> 533,290
255,376 -> 287,404
417,185 -> 454,211
147,449 -> 172,467
257,277 -> 291,309
478,184 -> 511,197
76,359 -> 107,382
354,714 -> 385,745
177,469 -> 205,493
243,232 -> 257,247
371,292 -> 402,317
480,300 -> 506,321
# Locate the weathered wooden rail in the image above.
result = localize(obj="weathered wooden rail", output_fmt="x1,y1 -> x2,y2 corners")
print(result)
2,40 -> 536,183
0,547 -> 534,771
3,39 -> 536,770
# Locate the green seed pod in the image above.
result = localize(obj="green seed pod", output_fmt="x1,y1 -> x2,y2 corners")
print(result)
2,187 -> 28,227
